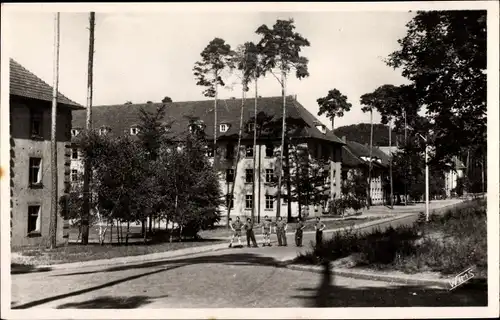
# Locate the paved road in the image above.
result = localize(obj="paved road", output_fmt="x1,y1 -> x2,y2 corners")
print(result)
11,208 -> 486,309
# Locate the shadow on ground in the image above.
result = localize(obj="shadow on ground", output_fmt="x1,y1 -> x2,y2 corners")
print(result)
12,252 -> 487,309
13,252 -> 285,309
56,295 -> 169,309
11,263 -> 52,275
292,261 -> 488,307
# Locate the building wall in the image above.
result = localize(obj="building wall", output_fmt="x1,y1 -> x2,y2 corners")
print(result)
341,166 -> 386,206
10,99 -> 71,247
444,168 -> 464,198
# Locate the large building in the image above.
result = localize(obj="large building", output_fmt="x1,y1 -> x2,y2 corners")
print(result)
10,59 -> 84,247
71,96 -> 345,222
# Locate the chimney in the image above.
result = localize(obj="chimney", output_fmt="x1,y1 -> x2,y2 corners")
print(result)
342,136 -> 346,143
294,94 -> 297,101
231,97 -> 235,99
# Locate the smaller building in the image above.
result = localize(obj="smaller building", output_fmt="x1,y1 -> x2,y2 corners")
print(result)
340,137 -> 389,205
444,157 -> 466,198
9,59 -> 84,247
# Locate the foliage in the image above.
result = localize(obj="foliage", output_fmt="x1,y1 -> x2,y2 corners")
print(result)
317,88 -> 352,129
161,96 -> 173,103
137,104 -> 172,160
193,37 -> 235,98
387,10 -> 486,163
256,19 -> 310,78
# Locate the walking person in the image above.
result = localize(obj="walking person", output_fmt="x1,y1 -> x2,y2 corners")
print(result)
295,217 -> 306,247
245,218 -> 258,248
314,217 -> 326,248
275,216 -> 287,246
261,215 -> 272,247
229,216 -> 243,248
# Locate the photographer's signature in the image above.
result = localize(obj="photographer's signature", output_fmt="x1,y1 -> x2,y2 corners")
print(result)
449,267 -> 474,291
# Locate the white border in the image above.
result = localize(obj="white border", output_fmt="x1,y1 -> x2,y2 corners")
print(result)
1,2 -> 499,319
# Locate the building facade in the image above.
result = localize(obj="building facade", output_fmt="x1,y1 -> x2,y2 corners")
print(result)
10,59 -> 84,247
71,96 -> 344,222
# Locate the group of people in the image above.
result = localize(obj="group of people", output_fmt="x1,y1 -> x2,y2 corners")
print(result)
227,215 -> 327,248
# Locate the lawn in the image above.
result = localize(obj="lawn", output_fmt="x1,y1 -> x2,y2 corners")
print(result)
294,199 -> 487,279
11,238 -> 224,266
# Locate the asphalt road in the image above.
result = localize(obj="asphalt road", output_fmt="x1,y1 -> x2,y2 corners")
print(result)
11,211 -> 487,309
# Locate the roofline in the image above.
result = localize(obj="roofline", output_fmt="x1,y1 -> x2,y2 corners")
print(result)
10,94 -> 85,110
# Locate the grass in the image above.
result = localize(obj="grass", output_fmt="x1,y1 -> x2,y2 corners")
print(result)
295,199 -> 487,278
11,238 -> 224,266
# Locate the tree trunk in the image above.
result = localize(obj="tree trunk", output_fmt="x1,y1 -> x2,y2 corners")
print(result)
148,214 -> 153,233
82,12 -> 95,246
227,86 -> 246,225
126,221 -> 130,246
330,116 -> 335,206
110,220 -> 113,244
276,70 -> 287,219
213,70 -> 218,168
49,13 -> 61,249
403,109 -> 407,206
285,141 -> 292,222
389,118 -> 394,209
367,109 -> 373,209
252,74 -> 258,224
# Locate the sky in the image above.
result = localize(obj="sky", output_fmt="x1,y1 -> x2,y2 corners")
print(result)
5,9 -> 414,128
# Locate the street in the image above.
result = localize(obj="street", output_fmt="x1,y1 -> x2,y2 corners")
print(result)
11,210 -> 486,309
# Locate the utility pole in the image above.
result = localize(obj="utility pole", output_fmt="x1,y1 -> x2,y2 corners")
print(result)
49,12 -> 61,249
81,12 -> 95,245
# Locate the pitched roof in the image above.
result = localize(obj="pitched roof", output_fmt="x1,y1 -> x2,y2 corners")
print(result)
72,96 -> 345,144
343,140 -> 389,169
9,59 -> 83,109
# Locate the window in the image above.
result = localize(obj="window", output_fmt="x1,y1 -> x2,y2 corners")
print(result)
245,145 -> 253,158
30,109 -> 43,137
206,146 -> 214,157
130,127 -> 139,135
226,169 -> 235,183
247,123 -> 255,132
71,129 -> 80,137
220,124 -> 229,133
71,148 -> 79,160
282,194 -> 288,206
245,169 -> 253,183
99,127 -> 110,135
245,195 -> 253,210
265,195 -> 274,209
265,144 -> 274,157
27,205 -> 41,234
226,195 -> 234,209
71,169 -> 78,182
226,144 -> 234,159
29,158 -> 42,186
265,169 -> 274,183
324,170 -> 330,184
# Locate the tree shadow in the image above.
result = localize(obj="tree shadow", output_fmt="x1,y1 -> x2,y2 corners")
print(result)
11,263 -> 52,275
15,253 -> 285,309
56,294 -> 169,309
291,261 -> 488,307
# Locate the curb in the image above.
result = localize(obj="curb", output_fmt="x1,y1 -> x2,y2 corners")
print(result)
284,263 -> 451,289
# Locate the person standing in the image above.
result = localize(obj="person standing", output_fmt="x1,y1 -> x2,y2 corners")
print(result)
245,217 -> 258,248
275,216 -> 287,246
295,217 -> 306,247
229,216 -> 243,248
261,215 -> 272,247
314,217 -> 326,248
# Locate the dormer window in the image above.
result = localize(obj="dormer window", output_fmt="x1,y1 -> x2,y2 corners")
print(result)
315,124 -> 327,134
99,127 -> 110,135
71,128 -> 80,137
130,127 -> 139,136
220,123 -> 229,133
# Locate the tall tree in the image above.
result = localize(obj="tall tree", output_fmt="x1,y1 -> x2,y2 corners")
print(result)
359,102 -> 374,209
193,38 -> 235,166
49,12 -> 60,249
387,10 -> 486,164
161,96 -> 173,103
317,88 -> 352,206
225,43 -> 252,225
317,88 -> 352,133
256,18 -> 310,220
